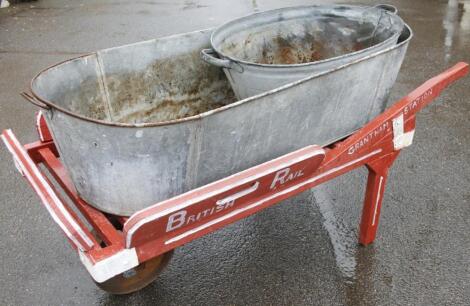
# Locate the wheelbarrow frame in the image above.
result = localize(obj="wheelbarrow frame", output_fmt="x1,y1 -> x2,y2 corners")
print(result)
2,62 -> 468,285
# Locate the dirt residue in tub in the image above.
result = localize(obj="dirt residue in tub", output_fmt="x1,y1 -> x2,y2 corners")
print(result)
259,35 -> 327,65
103,50 -> 236,124
117,96 -> 227,123
220,17 -> 386,65
55,50 -> 236,124
58,76 -> 110,121
257,30 -> 371,65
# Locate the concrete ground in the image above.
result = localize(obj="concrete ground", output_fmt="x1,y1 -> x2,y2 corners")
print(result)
1,0 -> 469,305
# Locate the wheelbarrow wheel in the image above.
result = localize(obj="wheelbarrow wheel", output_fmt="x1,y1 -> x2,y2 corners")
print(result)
90,229 -> 173,294
94,250 -> 173,295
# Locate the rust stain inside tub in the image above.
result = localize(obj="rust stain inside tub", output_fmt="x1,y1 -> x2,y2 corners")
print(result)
64,50 -> 236,124
259,36 -> 328,64
106,51 -> 236,124
256,33 -> 376,65
220,17 -> 383,65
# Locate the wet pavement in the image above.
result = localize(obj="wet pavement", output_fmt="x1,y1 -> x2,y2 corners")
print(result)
0,0 -> 469,305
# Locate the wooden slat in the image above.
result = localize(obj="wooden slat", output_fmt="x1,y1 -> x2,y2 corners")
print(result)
38,148 -> 124,247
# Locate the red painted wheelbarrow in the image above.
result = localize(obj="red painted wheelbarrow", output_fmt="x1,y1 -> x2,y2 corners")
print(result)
2,63 -> 468,294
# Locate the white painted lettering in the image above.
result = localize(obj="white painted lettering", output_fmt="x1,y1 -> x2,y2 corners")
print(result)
270,168 -> 290,189
270,168 -> 305,189
166,210 -> 186,232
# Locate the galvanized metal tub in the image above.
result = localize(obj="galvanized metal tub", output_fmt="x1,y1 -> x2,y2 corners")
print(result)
202,4 -> 405,99
28,25 -> 412,216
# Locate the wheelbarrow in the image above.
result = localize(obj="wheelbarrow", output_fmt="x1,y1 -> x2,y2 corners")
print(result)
2,62 -> 468,294
21,24 -> 412,217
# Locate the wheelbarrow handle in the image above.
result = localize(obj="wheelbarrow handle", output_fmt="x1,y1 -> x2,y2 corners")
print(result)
21,91 -> 50,110
0,129 -> 96,252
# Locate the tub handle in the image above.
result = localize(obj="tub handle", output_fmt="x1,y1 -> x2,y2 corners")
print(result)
201,48 -> 243,73
359,4 -> 396,43
21,92 -> 50,110
374,4 -> 398,15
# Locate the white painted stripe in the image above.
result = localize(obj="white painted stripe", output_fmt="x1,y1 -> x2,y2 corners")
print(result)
392,114 -> 404,137
79,248 -> 139,283
3,130 -> 94,250
392,113 -> 415,150
163,149 -> 382,246
126,148 -> 381,248
371,176 -> 384,226
36,111 -> 45,142
2,136 -> 25,176
216,181 -> 259,205
13,159 -> 25,176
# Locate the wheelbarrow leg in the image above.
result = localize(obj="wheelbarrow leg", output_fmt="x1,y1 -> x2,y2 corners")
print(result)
359,152 -> 399,245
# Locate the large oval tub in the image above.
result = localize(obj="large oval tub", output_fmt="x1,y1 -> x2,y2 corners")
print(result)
29,26 -> 412,216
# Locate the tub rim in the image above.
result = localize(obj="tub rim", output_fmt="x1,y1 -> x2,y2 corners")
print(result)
209,4 -> 405,68
29,24 -> 412,128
